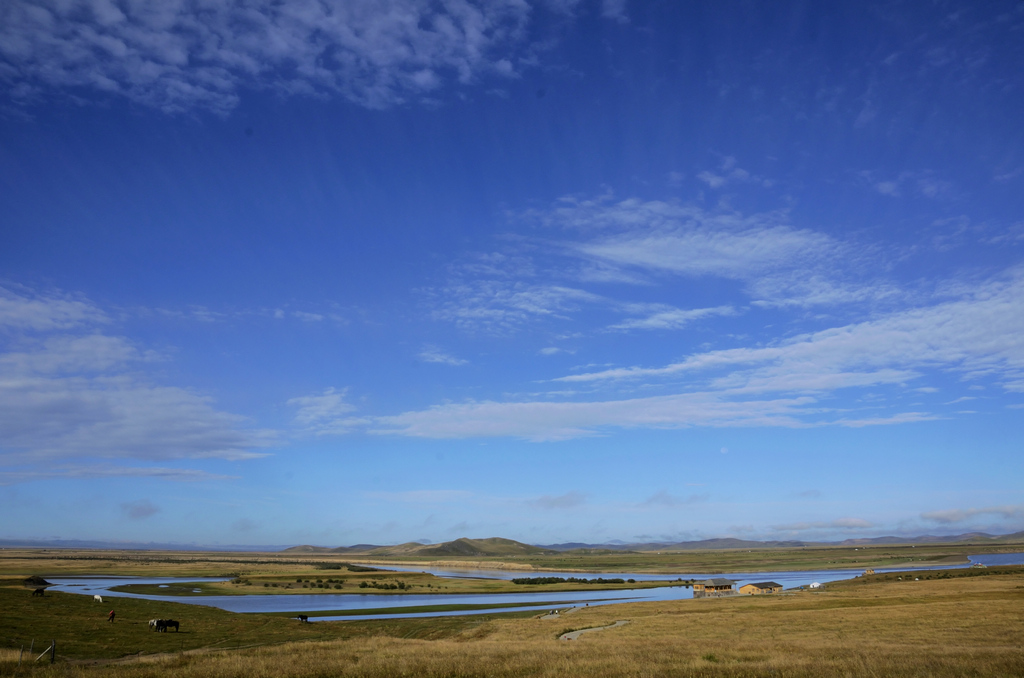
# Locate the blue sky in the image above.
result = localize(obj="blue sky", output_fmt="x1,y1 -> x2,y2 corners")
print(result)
1,0 -> 1023,547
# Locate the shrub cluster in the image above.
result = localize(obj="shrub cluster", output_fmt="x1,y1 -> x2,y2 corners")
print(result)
512,577 -> 627,585
358,579 -> 410,590
315,562 -> 378,572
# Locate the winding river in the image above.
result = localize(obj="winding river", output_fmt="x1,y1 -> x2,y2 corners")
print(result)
43,552 -> 1024,621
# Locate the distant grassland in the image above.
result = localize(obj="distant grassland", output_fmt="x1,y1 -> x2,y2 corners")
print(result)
339,541 -> 1024,577
2,566 -> 1022,676
3,540 -> 1021,580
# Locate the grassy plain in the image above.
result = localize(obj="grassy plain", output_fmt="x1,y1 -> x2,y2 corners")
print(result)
1,565 -> 1022,676
0,549 -> 680,598
349,540 -> 1022,573
4,540 -> 1022,581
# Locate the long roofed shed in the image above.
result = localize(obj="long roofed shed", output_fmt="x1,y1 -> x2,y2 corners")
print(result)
693,578 -> 737,597
739,581 -> 783,594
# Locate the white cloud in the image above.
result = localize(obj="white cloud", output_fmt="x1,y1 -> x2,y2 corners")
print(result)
419,346 -> 468,366
608,305 -> 735,331
432,280 -> 603,332
568,205 -> 837,281
0,375 -> 275,462
920,505 -> 1024,524
0,335 -> 149,374
696,157 -> 771,190
864,170 -> 951,200
288,387 -> 360,434
370,392 -> 817,441
772,518 -> 873,531
369,268 -> 1024,441
696,171 -> 727,188
557,270 -> 1024,396
526,198 -> 886,308
0,0 -> 534,113
0,287 -> 106,330
0,286 -> 276,468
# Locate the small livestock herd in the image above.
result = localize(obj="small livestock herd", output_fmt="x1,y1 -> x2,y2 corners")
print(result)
148,618 -> 180,632
31,586 -> 182,632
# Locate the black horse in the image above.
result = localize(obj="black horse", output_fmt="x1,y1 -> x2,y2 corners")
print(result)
163,619 -> 180,632
32,588 -> 45,597
296,615 -> 309,622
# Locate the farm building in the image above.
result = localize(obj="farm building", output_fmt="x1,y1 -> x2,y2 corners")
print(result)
693,578 -> 737,598
739,581 -> 783,595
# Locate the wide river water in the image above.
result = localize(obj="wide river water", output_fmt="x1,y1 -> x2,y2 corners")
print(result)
44,552 -> 1024,621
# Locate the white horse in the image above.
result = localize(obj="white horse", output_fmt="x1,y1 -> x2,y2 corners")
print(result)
93,594 -> 103,603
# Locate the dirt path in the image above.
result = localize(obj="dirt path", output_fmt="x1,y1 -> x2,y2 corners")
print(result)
559,620 -> 630,640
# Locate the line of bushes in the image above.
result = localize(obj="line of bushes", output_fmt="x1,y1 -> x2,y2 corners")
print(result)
512,577 -> 633,585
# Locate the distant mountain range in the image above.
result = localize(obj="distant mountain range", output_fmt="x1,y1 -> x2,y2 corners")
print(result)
281,531 -> 1024,557
4,531 -> 1022,554
281,537 -> 556,557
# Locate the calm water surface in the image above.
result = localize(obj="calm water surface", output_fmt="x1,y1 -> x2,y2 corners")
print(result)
44,552 -> 1024,621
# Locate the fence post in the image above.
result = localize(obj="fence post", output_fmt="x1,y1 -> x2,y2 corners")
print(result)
19,645 -> 23,666
51,639 -> 56,664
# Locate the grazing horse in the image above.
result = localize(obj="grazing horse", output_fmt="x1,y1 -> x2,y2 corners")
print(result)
32,588 -> 45,596
149,619 -> 160,630
93,594 -> 103,603
296,615 -> 309,622
164,619 -> 179,632
154,619 -> 167,632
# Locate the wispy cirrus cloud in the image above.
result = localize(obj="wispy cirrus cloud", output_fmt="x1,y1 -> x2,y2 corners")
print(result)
288,387 -> 363,435
557,270 -> 1024,396
365,268 -> 1024,441
371,392 -> 813,441
608,304 -> 735,331
862,170 -> 952,199
0,286 -> 106,331
0,0 -> 535,113
431,280 -> 603,333
520,197 -> 897,309
696,156 -> 773,190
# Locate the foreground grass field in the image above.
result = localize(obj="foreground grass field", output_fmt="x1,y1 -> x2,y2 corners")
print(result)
2,565 -> 1022,676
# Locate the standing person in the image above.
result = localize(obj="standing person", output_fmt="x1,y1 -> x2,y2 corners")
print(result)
108,610 -> 115,623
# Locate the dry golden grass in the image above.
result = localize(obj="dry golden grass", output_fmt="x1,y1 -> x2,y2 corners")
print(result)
4,569 -> 1022,677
